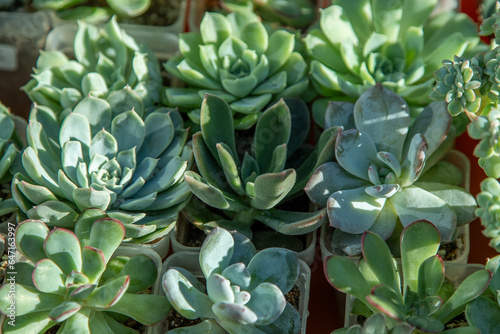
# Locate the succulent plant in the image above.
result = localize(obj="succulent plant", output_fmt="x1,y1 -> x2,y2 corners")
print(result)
33,0 -> 152,22
325,220 -> 491,333
466,254 -> 500,334
163,226 -> 302,333
467,104 -> 500,178
22,16 -> 162,114
220,0 -> 316,28
163,10 -> 309,130
0,216 -> 171,333
475,177 -> 500,251
0,103 -> 26,218
305,0 -> 481,119
12,91 -> 192,244
332,313 -> 416,334
304,84 -> 477,256
183,94 -> 335,242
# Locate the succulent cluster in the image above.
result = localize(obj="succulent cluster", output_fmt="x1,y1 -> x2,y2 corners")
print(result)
326,220 -> 491,333
184,94 -> 334,241
164,10 -> 309,129
12,91 -> 192,243
0,216 -> 170,333
0,103 -> 26,218
305,84 -> 477,256
305,0 -> 481,119
162,226 -> 301,333
476,178 -> 500,251
23,17 -> 162,114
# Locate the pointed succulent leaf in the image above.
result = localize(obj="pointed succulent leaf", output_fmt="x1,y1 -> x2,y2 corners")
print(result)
400,220 -> 441,294
336,129 -> 378,181
266,30 -> 294,75
247,248 -> 298,293
365,184 -> 400,198
27,200 -> 79,228
401,134 -> 428,186
15,220 -> 49,263
250,169 -> 296,210
200,12 -> 232,46
320,5 -> 358,47
253,208 -> 327,235
163,268 -> 215,319
367,293 -> 406,321
353,84 -> 410,160
327,187 -> 386,234
59,112 -> 92,152
72,95 -> 112,134
217,143 -> 245,196
73,188 -> 111,211
200,94 -> 237,165
111,109 -> 145,152
391,186 -> 456,242
48,300 -> 82,323
253,99 -> 291,173
192,132 -> 230,191
106,293 -> 171,325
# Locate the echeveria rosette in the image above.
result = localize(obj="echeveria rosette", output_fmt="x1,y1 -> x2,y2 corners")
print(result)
305,0 -> 481,120
325,220 -> 492,332
12,91 -> 192,244
467,105 -> 500,178
0,216 -> 171,333
0,103 -> 27,217
163,11 -> 309,130
162,227 -> 302,333
476,178 -> 500,252
23,16 -> 162,114
305,85 -> 477,256
184,94 -> 333,240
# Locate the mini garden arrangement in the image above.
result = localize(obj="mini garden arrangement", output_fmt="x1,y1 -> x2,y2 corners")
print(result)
2,0 -> 500,333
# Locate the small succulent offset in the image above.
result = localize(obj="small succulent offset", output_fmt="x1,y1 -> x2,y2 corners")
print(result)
220,0 -> 316,28
33,0 -> 151,23
325,220 -> 491,333
12,92 -> 192,243
184,94 -> 334,239
23,16 -> 162,114
164,10 -> 309,129
0,103 -> 26,218
163,227 -> 302,333
0,216 -> 171,333
466,254 -> 500,334
304,0 -> 481,117
475,177 -> 500,251
305,84 -> 477,256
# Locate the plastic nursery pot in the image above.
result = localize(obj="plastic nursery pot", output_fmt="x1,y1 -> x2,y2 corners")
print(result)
150,251 -> 311,334
47,0 -> 188,34
343,263 -> 485,329
320,149 -> 472,264
170,214 -> 318,266
44,23 -> 180,63
0,10 -> 50,119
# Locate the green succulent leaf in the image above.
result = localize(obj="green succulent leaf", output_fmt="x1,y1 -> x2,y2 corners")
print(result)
247,248 -> 298,293
15,220 -> 49,263
44,227 -> 82,275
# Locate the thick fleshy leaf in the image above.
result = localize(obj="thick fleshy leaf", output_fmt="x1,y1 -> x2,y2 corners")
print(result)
112,254 -> 158,293
44,227 -> 82,275
253,99 -> 291,173
163,268 -> 215,319
106,293 -> 171,325
89,129 -> 118,160
33,259 -> 66,294
137,111 -> 174,160
335,129 -> 378,181
107,88 -> 144,118
367,293 -> 406,321
0,283 -> 64,317
354,84 -> 410,160
1,311 -> 57,333
200,227 -> 234,278
320,5 -> 358,47
327,187 -> 386,234
200,94 -> 237,165
217,143 -> 245,195
434,270 -> 492,324
48,300 -> 82,322
246,283 -> 286,325
266,30 -> 294,75
324,255 -> 371,303
222,263 -> 252,290
253,208 -> 327,235
247,248 -> 298,293
400,220 -> 441,294
391,186 -> 456,242
111,110 -> 145,152
15,220 -> 49,263
134,156 -> 187,197
250,169 -> 296,210
85,275 -> 130,308
207,273 -> 234,304
466,296 -> 500,334
73,188 -> 111,211
88,218 -> 124,262
213,302 -> 258,325
418,255 -> 444,298
82,246 -> 106,284
362,232 -> 400,295
59,112 -> 92,152
27,200 -> 79,228
200,12 -> 232,46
